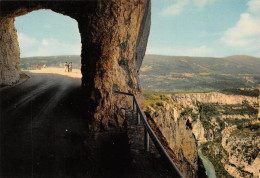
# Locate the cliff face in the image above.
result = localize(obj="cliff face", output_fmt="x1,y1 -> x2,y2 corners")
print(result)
0,0 -> 151,130
174,92 -> 258,107
172,92 -> 260,177
146,96 -> 198,178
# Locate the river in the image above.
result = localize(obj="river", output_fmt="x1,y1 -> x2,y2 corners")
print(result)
198,149 -> 217,178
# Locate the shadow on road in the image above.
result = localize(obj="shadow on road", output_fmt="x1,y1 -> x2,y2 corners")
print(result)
0,73 -> 133,178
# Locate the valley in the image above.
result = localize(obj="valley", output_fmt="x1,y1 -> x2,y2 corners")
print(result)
143,89 -> 259,178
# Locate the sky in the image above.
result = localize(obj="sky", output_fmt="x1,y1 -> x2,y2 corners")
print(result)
15,0 -> 260,58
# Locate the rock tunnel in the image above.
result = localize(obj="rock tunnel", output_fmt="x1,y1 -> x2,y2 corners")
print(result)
0,0 -> 151,131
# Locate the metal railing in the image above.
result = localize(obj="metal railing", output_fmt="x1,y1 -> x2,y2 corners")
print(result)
114,90 -> 184,178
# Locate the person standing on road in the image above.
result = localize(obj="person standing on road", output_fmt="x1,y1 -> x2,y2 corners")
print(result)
69,62 -> 72,72
36,64 -> 39,70
64,62 -> 68,72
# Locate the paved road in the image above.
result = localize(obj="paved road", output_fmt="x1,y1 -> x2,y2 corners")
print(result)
0,72 -> 132,178
0,72 -> 178,178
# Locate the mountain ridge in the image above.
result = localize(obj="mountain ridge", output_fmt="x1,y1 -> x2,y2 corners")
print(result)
140,54 -> 260,91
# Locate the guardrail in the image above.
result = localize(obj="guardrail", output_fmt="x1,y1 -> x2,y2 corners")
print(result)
114,90 -> 184,178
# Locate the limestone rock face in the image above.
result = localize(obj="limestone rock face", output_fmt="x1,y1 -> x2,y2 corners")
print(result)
174,92 -> 258,107
0,0 -> 151,130
0,17 -> 20,85
146,101 -> 198,178
192,118 -> 207,143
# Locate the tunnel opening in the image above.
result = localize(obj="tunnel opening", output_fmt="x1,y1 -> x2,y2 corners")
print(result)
15,9 -> 82,79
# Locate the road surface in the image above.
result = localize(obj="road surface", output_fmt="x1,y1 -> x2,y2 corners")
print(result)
0,72 -> 133,178
0,71 -> 177,178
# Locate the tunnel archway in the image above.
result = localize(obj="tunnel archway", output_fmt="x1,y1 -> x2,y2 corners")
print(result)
0,0 -> 151,131
15,9 -> 81,60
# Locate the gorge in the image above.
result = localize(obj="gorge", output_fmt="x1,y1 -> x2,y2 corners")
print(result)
144,90 -> 260,177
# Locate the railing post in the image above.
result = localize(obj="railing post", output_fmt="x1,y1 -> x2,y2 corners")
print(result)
144,128 -> 150,152
133,96 -> 135,112
137,110 -> 140,125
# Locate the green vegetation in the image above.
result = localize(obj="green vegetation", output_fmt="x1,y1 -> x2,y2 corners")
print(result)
245,122 -> 260,131
221,101 -> 258,116
143,89 -> 199,120
230,123 -> 260,138
197,102 -> 226,140
224,118 -> 248,126
142,90 -> 172,111
197,102 -> 220,138
180,107 -> 198,122
201,142 -> 231,178
219,88 -> 260,97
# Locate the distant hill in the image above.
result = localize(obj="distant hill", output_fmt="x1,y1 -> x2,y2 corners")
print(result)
20,55 -> 81,70
140,54 -> 260,91
20,54 -> 260,91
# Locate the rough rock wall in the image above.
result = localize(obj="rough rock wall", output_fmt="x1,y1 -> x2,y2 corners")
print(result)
0,17 -> 20,85
146,101 -> 198,177
192,118 -> 207,143
78,0 -> 151,130
0,0 -> 151,130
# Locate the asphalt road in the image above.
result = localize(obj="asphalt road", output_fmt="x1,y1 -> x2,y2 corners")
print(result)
0,72 -> 132,178
0,72 -> 179,178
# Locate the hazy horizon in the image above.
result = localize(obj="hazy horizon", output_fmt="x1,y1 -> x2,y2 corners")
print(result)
20,53 -> 260,59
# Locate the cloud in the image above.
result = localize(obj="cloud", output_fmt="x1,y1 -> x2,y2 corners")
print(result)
18,34 -> 81,57
42,39 -> 49,45
193,0 -> 215,8
35,38 -> 81,57
159,0 -> 215,16
221,0 -> 260,52
159,0 -> 188,16
146,45 -> 213,57
17,33 -> 37,48
248,0 -> 260,15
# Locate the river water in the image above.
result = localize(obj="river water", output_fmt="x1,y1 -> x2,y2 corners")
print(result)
198,149 -> 217,178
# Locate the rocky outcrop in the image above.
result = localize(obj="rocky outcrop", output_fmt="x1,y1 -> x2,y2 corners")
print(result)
146,97 -> 198,178
0,0 -> 151,130
0,17 -> 20,85
192,118 -> 207,143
